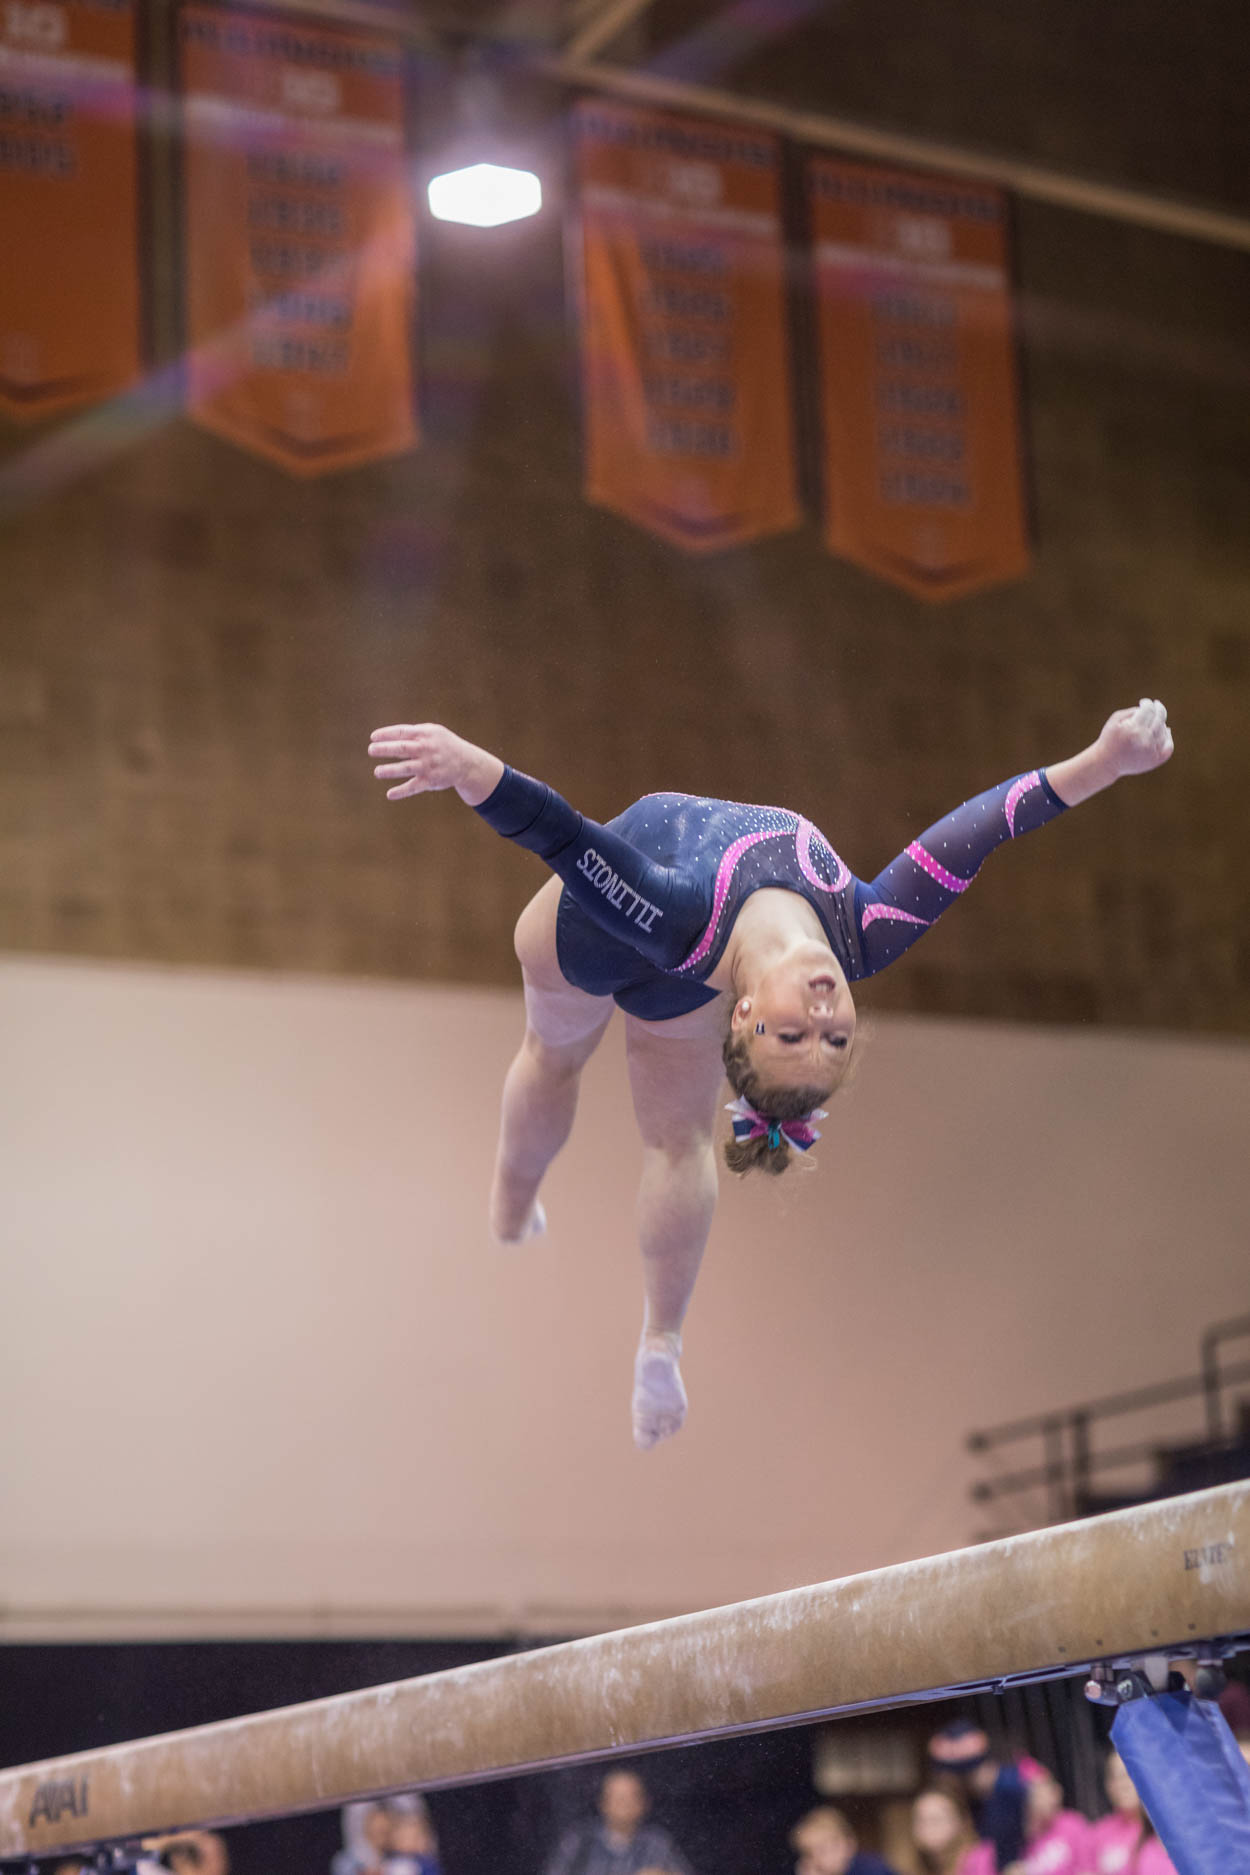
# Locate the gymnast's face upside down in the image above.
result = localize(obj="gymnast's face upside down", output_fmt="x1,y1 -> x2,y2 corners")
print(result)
733,938 -> 858,1092
720,917 -> 858,1125
714,940 -> 857,1179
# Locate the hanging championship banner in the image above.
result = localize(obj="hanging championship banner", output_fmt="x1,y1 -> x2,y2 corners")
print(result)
575,98 -> 798,553
0,0 -> 141,420
180,6 -> 414,476
810,157 -> 1030,602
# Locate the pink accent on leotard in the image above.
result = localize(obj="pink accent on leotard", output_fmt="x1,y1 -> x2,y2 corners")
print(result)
795,817 -> 851,893
861,902 -> 930,930
674,827 -> 786,973
905,839 -> 972,894
1004,770 -> 1041,837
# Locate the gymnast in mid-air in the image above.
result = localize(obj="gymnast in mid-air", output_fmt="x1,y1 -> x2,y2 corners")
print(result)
369,698 -> 1172,1450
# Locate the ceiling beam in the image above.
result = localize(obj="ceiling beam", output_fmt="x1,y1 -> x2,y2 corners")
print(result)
563,0 -> 665,65
550,55 -> 1250,255
202,0 -> 438,48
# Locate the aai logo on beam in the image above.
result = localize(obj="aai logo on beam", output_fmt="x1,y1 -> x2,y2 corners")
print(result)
28,1776 -> 90,1828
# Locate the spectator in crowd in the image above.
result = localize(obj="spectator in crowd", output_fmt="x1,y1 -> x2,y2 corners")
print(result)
928,1721 -> 1027,1870
791,1802 -> 899,1875
1015,1759 -> 1092,1875
1218,1679 -> 1250,1740
137,1833 -> 230,1875
333,1796 -> 440,1875
905,1788 -> 996,1875
1089,1752 -> 1175,1875
333,1802 -> 393,1875
544,1769 -> 693,1875
387,1804 -> 441,1875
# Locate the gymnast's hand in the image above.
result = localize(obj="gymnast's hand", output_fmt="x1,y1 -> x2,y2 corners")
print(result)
368,722 -> 505,807
1095,697 -> 1173,778
1047,698 -> 1173,808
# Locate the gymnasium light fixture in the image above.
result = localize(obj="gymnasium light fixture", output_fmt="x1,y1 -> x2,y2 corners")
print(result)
427,163 -> 542,227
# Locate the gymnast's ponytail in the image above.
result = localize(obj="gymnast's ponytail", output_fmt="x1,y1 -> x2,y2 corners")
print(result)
721,1029 -> 831,1179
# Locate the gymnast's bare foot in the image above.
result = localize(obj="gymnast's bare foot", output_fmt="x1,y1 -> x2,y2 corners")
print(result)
632,1331 -> 687,1450
489,1169 -> 548,1245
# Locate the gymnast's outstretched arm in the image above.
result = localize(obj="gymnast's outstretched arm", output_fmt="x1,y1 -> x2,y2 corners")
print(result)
854,698 -> 1173,977
368,721 -> 706,968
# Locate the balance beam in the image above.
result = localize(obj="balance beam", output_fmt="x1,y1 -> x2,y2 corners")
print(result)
2,1482 -> 1246,1860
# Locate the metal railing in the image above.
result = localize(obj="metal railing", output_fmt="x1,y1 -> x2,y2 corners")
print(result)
1202,1313 -> 1250,1441
969,1313 -> 1250,1529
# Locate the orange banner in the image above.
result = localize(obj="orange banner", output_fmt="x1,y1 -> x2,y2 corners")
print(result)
180,6 -> 414,476
575,99 -> 798,553
0,0 -> 141,420
810,158 -> 1030,602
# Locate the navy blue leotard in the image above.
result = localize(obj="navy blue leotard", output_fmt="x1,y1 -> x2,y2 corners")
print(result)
475,767 -> 1067,1020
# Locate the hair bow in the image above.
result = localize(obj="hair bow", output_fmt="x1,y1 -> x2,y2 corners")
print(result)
725,1095 -> 827,1152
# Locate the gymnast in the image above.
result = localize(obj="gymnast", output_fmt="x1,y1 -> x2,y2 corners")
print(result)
369,698 -> 1172,1449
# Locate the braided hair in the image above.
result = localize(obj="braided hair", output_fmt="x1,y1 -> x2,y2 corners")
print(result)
721,1028 -> 832,1178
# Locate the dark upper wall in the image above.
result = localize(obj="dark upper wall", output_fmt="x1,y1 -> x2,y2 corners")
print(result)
1,52 -> 1248,1033
634,0 -> 1250,211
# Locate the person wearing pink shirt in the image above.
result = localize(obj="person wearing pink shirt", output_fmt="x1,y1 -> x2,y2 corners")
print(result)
1088,1753 -> 1175,1875
1016,1761 -> 1093,1875
905,1789 -> 997,1875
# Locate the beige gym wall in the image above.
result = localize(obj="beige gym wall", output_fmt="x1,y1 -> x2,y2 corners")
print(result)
2,954 -> 1244,1639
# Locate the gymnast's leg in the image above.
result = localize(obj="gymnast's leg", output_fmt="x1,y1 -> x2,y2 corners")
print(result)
490,880 -> 613,1244
623,1009 -> 726,1449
